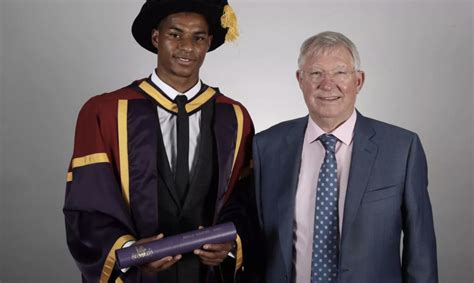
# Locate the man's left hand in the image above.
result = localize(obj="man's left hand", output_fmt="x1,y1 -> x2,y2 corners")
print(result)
193,241 -> 234,266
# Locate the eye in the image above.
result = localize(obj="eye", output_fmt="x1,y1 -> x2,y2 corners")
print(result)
194,35 -> 208,42
335,71 -> 348,75
168,32 -> 181,39
310,71 -> 323,77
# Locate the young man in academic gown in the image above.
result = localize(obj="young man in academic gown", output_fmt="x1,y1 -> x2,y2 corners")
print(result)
63,1 -> 253,282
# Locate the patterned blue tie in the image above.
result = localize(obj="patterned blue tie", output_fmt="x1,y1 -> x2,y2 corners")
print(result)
311,134 -> 339,282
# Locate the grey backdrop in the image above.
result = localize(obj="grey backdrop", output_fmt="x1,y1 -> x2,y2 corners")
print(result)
0,0 -> 473,282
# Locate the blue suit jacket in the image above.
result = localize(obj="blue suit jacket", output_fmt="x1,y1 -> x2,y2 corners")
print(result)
252,112 -> 438,283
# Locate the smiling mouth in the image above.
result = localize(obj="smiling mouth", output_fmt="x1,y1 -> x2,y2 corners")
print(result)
175,56 -> 194,64
318,96 -> 340,101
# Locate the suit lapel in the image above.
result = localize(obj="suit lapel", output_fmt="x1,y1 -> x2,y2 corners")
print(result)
341,112 -> 378,241
276,117 -> 308,275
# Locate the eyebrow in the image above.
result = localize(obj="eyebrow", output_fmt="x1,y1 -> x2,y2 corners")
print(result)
311,63 -> 351,69
168,26 -> 209,35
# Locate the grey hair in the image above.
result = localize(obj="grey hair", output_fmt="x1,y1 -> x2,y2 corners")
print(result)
297,31 -> 361,70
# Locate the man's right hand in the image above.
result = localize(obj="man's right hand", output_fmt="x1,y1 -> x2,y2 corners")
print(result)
134,234 -> 182,273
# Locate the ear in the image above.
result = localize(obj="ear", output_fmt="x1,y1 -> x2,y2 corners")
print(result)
296,70 -> 304,88
205,34 -> 213,51
355,70 -> 365,93
151,29 -> 160,50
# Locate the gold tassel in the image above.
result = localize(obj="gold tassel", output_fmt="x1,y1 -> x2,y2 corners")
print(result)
221,4 -> 239,42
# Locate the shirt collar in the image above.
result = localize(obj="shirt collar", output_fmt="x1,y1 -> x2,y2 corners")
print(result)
151,70 -> 202,100
306,110 -> 357,146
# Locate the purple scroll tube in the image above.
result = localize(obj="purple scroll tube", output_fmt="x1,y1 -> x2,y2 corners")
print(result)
115,222 -> 237,269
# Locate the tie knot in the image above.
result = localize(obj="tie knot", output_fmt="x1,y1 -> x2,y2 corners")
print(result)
318,134 -> 337,152
175,95 -> 188,112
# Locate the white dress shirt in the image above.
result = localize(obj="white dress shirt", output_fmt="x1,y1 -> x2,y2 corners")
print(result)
151,71 -> 202,176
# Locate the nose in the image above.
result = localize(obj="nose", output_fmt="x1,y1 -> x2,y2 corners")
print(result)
318,76 -> 334,91
179,36 -> 193,52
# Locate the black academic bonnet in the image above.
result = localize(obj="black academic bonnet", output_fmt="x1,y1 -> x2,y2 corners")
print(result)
132,0 -> 238,53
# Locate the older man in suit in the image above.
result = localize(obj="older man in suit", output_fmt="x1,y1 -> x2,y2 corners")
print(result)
252,31 -> 438,282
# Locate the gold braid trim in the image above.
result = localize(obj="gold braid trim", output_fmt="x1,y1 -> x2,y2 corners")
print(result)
100,234 -> 135,283
235,234 -> 243,271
